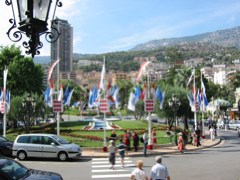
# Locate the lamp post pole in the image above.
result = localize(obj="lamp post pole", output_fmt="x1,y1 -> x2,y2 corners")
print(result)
22,94 -> 36,131
169,93 -> 180,146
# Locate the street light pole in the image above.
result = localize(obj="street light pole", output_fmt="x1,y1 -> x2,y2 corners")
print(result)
22,94 -> 36,130
169,93 -> 181,146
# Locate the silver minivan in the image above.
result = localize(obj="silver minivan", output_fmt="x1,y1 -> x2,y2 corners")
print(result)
12,134 -> 82,161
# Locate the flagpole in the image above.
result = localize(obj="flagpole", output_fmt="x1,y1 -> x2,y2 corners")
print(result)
147,65 -> 153,150
3,67 -> 8,137
56,29 -> 60,135
102,57 -> 107,152
201,72 -> 205,134
194,68 -> 197,130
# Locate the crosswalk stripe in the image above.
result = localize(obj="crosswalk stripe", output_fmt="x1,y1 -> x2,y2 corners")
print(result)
92,157 -> 130,161
92,160 -> 132,164
92,174 -> 131,178
92,164 -> 135,168
92,168 -> 134,173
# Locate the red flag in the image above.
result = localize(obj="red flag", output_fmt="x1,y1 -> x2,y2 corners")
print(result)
48,59 -> 60,80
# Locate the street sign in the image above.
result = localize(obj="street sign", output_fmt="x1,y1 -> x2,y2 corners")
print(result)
145,99 -> 154,112
99,99 -> 109,113
53,100 -> 63,112
0,102 -> 4,114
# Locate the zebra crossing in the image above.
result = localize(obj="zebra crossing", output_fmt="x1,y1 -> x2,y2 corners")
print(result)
91,157 -> 135,179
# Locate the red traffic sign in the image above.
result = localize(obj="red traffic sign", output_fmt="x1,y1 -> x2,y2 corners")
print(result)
53,100 -> 63,112
145,99 -> 154,112
99,99 -> 109,113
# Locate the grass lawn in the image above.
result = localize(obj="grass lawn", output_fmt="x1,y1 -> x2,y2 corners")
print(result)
5,120 -> 173,147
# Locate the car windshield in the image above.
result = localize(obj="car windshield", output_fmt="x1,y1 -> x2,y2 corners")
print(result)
52,135 -> 70,145
0,158 -> 29,180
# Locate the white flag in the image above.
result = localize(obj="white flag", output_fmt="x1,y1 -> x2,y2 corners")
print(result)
127,92 -> 136,111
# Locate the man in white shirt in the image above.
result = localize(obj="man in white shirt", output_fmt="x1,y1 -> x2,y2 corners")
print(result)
150,156 -> 170,180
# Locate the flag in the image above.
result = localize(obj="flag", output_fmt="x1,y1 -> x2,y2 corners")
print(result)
5,90 -> 10,112
150,83 -> 156,100
48,59 -> 60,80
58,84 -> 64,101
201,73 -> 208,110
187,69 -> 195,86
106,81 -> 114,102
72,101 -> 79,108
187,91 -> 194,108
88,86 -> 98,108
127,92 -> 136,111
88,89 -> 93,108
140,83 -> 147,100
3,69 -> 8,92
112,85 -> 120,109
44,87 -> 52,107
136,61 -> 151,82
99,58 -> 105,91
64,88 -> 74,106
63,86 -> 70,104
160,91 -> 165,109
0,89 -> 2,101
156,86 -> 165,109
134,85 -> 141,104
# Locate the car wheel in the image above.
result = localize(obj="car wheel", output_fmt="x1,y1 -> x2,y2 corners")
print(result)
58,152 -> 68,161
17,151 -> 27,161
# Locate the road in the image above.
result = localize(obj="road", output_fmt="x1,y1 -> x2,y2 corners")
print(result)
18,129 -> 240,180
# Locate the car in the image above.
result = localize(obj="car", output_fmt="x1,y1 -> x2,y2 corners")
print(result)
0,136 -> 13,157
0,155 -> 63,180
227,120 -> 240,130
216,120 -> 225,129
12,134 -> 82,161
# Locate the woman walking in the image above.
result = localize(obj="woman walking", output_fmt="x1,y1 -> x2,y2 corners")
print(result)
108,140 -> 117,169
178,132 -> 184,154
130,160 -> 148,180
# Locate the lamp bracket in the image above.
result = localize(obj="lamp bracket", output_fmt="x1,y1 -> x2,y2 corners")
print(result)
5,0 -> 62,57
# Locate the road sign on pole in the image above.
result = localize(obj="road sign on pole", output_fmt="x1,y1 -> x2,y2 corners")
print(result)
99,99 -> 109,113
145,99 -> 154,112
53,100 -> 63,112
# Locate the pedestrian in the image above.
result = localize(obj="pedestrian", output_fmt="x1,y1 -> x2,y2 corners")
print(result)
142,130 -> 148,157
124,130 -> 130,150
108,140 -> 117,169
209,126 -> 215,141
110,130 -> 117,142
132,130 -> 139,152
195,126 -> 201,147
177,132 -> 184,154
150,156 -> 170,180
117,138 -> 127,168
127,129 -> 132,150
130,160 -> 148,180
152,129 -> 157,148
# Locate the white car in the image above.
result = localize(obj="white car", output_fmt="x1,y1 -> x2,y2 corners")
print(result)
216,120 -> 225,129
12,134 -> 82,161
227,120 -> 240,130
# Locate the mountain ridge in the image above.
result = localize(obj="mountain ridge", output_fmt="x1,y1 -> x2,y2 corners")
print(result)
130,26 -> 240,51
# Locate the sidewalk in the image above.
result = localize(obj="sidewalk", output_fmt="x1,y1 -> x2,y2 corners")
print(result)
82,136 -> 221,158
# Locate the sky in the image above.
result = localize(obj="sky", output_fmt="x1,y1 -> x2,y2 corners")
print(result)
1,0 -> 240,56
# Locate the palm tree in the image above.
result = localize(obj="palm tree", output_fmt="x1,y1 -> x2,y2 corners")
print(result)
116,79 -> 133,110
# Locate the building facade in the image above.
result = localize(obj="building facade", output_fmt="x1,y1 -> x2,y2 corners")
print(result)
51,18 -> 73,74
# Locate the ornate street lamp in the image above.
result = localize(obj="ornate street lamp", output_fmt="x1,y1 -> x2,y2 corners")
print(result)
168,93 -> 181,145
5,0 -> 62,57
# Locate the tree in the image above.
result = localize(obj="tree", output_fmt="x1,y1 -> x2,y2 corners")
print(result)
0,45 -> 44,96
116,79 -> 133,110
